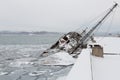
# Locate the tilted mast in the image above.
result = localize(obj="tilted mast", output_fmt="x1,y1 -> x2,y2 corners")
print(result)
41,3 -> 118,58
71,3 -> 118,54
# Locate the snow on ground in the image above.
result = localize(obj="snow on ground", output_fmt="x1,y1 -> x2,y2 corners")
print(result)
66,49 -> 92,80
94,37 -> 120,54
66,37 -> 120,80
92,55 -> 120,80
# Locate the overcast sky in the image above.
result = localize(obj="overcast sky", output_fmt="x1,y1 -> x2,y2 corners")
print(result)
0,0 -> 120,32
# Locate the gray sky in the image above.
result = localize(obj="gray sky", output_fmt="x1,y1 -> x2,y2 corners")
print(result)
0,0 -> 120,32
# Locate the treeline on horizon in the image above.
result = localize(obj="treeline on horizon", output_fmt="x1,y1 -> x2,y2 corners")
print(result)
0,31 -> 119,37
0,31 -> 61,35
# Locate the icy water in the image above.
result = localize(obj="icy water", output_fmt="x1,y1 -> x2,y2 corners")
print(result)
0,34 -> 72,80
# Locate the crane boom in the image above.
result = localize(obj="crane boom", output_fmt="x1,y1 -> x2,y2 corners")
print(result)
71,3 -> 118,54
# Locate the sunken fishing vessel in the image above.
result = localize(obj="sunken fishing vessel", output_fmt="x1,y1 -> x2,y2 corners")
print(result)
41,3 -> 118,58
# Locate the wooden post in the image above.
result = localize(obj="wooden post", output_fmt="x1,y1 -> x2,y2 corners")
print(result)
92,45 -> 103,57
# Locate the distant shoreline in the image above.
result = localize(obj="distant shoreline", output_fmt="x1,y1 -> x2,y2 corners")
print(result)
0,31 -> 119,37
0,31 -> 63,35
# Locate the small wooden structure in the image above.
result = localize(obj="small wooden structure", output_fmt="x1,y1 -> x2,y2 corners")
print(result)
92,45 -> 103,57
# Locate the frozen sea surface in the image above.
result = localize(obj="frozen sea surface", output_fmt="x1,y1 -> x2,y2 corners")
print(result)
0,34 -> 73,80
0,45 -> 72,80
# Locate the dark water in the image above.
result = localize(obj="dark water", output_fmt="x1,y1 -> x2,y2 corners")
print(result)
0,34 -> 62,45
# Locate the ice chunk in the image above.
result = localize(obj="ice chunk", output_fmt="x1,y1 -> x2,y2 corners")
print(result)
29,71 -> 47,76
38,51 -> 76,65
0,71 -> 9,75
9,58 -> 37,67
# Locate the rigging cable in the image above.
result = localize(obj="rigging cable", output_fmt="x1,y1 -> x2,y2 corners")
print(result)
74,7 -> 111,33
